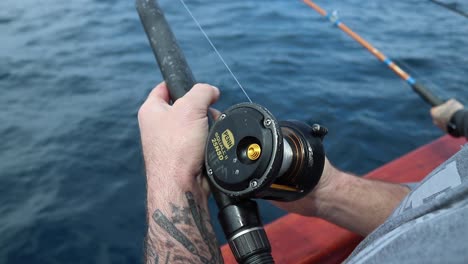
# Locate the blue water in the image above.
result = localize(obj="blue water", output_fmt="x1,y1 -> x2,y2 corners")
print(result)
1,0 -> 467,263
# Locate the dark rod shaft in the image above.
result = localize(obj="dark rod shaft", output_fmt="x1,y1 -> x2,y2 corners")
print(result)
136,0 -> 195,101
412,82 -> 444,106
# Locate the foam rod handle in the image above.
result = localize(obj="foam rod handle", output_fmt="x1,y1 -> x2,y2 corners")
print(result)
412,82 -> 444,106
136,0 -> 195,101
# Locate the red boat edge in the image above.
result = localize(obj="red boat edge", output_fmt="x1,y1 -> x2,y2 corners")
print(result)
221,135 -> 467,263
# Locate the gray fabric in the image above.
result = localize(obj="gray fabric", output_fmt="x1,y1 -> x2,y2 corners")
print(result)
346,144 -> 468,264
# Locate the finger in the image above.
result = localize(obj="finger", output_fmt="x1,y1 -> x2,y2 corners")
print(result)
430,107 -> 438,119
180,83 -> 220,113
451,99 -> 464,110
447,98 -> 459,106
147,82 -> 171,104
209,108 -> 222,120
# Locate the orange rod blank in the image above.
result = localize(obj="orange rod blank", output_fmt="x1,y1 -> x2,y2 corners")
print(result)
302,0 -> 412,83
301,0 -> 444,106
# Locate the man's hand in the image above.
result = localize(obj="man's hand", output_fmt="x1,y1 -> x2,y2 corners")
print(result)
431,99 -> 464,133
139,82 -> 222,264
139,82 -> 219,198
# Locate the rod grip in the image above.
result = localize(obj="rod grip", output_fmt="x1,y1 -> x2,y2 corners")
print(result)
412,82 -> 444,106
136,0 -> 195,101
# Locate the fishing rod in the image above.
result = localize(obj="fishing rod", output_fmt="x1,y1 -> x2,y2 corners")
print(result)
303,0 -> 444,107
136,0 -> 327,263
429,0 -> 468,19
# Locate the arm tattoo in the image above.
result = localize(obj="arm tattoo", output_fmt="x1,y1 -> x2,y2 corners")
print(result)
186,192 -> 220,260
144,235 -> 159,264
145,192 -> 222,264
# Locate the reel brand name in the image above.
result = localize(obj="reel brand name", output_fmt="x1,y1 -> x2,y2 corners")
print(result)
222,129 -> 235,150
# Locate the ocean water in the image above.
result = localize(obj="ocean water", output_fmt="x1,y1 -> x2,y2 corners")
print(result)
1,0 -> 467,263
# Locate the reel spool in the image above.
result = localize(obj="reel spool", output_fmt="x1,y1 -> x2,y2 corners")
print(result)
205,103 -> 327,202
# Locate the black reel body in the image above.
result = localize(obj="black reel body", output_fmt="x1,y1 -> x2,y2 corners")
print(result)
205,103 -> 327,202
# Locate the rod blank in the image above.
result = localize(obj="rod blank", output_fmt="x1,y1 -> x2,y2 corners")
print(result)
303,0 -> 444,106
136,0 -> 195,101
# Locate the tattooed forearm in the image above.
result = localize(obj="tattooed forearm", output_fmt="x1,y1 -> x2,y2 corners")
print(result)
145,192 -> 222,264
186,193 -> 222,263
153,210 -> 201,257
144,236 -> 159,264
152,209 -> 210,263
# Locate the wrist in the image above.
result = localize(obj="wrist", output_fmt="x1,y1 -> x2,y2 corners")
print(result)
145,161 -> 203,190
146,174 -> 208,213
312,165 -> 349,219
284,161 -> 347,217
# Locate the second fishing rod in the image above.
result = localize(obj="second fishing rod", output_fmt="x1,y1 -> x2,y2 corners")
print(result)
136,0 -> 328,263
303,0 -> 444,107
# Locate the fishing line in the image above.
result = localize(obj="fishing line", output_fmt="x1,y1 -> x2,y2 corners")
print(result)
179,0 -> 253,103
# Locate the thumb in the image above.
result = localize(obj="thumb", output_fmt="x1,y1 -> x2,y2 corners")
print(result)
209,108 -> 222,120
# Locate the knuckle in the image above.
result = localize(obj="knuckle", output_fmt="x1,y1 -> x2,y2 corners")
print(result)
138,102 -> 150,120
193,83 -> 207,89
146,88 -> 157,101
194,83 -> 212,93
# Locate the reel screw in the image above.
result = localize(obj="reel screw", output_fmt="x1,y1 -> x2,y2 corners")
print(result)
312,124 -> 321,132
208,169 -> 213,175
264,119 -> 272,127
250,180 -> 258,188
219,114 -> 226,120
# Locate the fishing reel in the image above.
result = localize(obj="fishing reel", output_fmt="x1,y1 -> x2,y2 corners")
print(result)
205,103 -> 327,202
